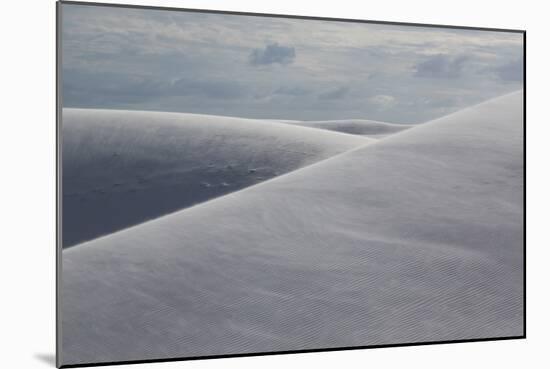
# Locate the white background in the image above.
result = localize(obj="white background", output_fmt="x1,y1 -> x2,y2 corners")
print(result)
0,0 -> 546,368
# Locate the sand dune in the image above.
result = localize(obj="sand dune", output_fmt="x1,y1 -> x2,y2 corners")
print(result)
62,109 -> 368,247
61,91 -> 523,365
278,119 -> 412,138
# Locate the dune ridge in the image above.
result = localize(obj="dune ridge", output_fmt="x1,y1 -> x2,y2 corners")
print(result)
278,119 -> 412,138
61,91 -> 523,365
62,108 -> 370,247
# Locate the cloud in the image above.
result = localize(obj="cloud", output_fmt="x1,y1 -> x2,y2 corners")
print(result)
368,94 -> 396,109
274,86 -> 310,96
495,59 -> 523,82
170,78 -> 247,99
318,86 -> 350,100
62,69 -> 168,106
62,68 -> 248,107
61,3 -> 524,122
249,43 -> 296,66
414,54 -> 468,79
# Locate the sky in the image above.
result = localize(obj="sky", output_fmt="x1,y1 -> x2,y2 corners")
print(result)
61,4 -> 523,124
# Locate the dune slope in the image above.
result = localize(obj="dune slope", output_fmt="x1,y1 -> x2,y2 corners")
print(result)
62,109 -> 368,247
61,91 -> 523,365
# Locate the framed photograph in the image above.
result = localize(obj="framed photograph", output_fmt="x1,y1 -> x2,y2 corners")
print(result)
57,1 -> 525,367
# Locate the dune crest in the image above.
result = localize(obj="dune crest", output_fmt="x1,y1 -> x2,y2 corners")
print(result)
278,119 -> 412,138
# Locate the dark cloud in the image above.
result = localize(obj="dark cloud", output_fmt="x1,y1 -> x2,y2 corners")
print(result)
274,86 -> 310,96
495,59 -> 523,82
414,54 -> 468,79
318,86 -> 350,100
170,78 -> 247,99
249,43 -> 296,66
62,69 -> 168,106
63,68 -> 247,107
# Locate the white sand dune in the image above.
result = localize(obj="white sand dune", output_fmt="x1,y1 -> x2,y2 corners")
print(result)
61,91 -> 523,365
62,109 -> 368,247
277,119 -> 412,138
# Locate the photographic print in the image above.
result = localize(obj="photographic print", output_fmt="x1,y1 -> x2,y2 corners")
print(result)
57,1 -> 525,367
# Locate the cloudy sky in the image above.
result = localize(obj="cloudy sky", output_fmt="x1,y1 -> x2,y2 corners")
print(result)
61,4 -> 523,123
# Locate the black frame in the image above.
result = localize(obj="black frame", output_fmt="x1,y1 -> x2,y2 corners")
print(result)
55,1 -> 526,367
